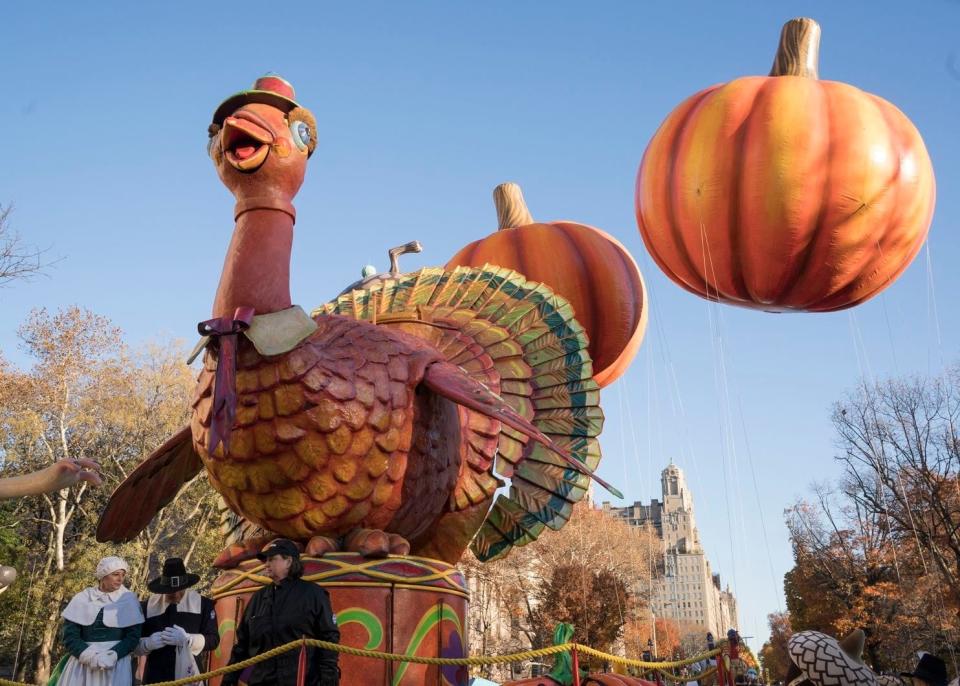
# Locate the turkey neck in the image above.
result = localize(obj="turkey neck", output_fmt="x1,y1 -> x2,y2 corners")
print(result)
212,207 -> 293,317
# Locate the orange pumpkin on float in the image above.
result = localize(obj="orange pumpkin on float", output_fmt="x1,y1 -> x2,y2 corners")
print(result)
447,182 -> 647,388
636,18 -> 935,312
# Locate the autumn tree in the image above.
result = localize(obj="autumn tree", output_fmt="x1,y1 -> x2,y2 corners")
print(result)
462,502 -> 661,681
781,364 -> 960,675
676,623 -> 712,660
623,616 -> 684,658
832,367 -> 960,608
532,564 -> 631,657
783,489 -> 955,671
784,486 -> 906,671
759,611 -> 792,683
0,307 -> 221,682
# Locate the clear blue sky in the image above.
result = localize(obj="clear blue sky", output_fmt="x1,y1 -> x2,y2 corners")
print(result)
2,0 -> 958,655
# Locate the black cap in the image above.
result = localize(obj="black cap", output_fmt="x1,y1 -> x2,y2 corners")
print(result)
901,654 -> 948,686
256,538 -> 301,561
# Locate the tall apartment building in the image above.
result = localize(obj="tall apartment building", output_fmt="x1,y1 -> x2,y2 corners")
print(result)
601,463 -> 739,639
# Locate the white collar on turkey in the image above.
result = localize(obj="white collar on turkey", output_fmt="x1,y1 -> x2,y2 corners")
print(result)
62,586 -> 143,628
146,589 -> 202,618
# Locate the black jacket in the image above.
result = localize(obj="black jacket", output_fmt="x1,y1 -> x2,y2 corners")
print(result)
140,594 -> 220,684
223,577 -> 340,686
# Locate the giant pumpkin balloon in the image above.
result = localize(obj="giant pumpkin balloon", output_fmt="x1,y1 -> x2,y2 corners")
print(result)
636,18 -> 935,312
447,182 -> 647,387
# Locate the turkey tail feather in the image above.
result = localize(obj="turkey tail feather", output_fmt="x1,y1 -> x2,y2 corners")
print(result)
320,265 -> 617,562
422,359 -> 621,498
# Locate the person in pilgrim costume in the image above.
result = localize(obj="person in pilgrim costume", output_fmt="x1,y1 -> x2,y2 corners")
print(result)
56,556 -> 144,686
134,557 -> 219,684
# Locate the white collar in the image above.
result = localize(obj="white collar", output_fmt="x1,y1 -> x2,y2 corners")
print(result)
146,589 -> 202,618
62,586 -> 143,628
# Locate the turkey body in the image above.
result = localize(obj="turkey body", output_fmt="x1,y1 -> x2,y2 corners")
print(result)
194,313 -> 462,544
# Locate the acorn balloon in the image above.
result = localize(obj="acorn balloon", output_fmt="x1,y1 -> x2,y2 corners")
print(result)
447,182 -> 647,388
635,18 -> 935,312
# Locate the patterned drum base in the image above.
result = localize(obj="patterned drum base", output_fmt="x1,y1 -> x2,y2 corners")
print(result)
209,553 -> 469,686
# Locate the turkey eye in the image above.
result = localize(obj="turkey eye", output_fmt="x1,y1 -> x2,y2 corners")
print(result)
290,121 -> 311,151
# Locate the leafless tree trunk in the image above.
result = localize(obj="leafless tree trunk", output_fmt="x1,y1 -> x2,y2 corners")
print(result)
35,584 -> 64,684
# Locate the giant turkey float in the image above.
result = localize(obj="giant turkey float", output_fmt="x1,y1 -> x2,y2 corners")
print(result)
95,72 -> 641,685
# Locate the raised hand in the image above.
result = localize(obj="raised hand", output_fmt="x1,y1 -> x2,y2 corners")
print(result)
47,458 -> 104,490
0,458 -> 102,500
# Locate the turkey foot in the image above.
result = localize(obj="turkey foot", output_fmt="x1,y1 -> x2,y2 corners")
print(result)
341,529 -> 410,558
305,535 -> 339,557
387,533 -> 411,556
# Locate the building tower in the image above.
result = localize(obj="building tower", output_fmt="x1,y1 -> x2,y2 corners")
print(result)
602,463 -> 739,643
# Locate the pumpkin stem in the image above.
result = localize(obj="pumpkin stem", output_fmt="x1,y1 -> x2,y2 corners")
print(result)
493,182 -> 535,230
769,17 -> 821,78
388,240 -> 422,274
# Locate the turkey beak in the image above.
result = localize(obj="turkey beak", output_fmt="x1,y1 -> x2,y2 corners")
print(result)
221,111 -> 275,172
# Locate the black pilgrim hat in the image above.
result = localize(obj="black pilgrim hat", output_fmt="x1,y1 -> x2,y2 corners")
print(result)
147,558 -> 201,594
901,654 -> 948,686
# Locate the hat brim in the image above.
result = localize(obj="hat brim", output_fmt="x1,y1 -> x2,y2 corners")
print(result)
212,90 -> 300,126
256,547 -> 300,561
147,573 -> 200,594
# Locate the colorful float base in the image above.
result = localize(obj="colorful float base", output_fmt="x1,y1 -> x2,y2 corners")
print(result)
209,553 -> 469,686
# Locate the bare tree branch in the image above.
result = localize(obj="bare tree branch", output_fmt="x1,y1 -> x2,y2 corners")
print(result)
0,205 -> 55,287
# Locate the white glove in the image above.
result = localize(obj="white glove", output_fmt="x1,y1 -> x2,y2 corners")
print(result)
161,624 -> 190,647
94,650 -> 117,670
136,631 -> 166,654
78,646 -> 99,666
189,633 -> 206,656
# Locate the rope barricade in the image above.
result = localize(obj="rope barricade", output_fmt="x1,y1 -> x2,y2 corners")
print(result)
0,641 -> 724,686
572,644 -> 722,670
655,666 -> 719,683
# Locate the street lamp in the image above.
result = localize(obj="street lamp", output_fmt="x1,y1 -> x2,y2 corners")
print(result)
651,611 -> 657,659
651,601 -> 673,659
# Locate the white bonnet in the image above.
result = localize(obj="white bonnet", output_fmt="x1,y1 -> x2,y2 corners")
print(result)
95,556 -> 129,580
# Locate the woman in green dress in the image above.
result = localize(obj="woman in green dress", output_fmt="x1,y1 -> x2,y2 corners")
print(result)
56,556 -> 144,686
